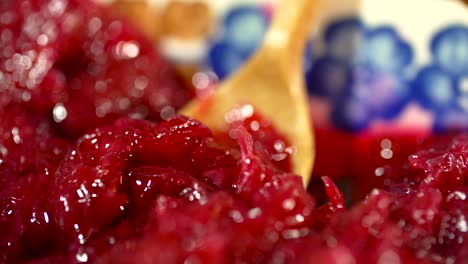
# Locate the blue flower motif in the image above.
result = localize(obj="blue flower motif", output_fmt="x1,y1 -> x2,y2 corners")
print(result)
431,25 -> 468,76
223,6 -> 269,53
324,17 -> 364,64
413,25 -> 468,132
308,17 -> 414,131
413,65 -> 457,112
208,5 -> 313,80
360,27 -> 413,73
208,6 -> 269,79
209,42 -> 249,80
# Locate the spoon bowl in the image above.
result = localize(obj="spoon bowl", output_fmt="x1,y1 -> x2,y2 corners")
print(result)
180,0 -> 318,184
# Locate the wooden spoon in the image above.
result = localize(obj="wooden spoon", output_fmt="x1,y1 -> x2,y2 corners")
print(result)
180,0 -> 318,185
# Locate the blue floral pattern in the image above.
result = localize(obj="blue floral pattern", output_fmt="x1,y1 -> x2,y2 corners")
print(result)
308,18 -> 413,131
413,25 -> 468,132
208,4 -> 313,80
207,6 -> 468,134
208,6 -> 269,79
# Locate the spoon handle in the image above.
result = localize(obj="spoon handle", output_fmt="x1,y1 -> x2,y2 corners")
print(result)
264,0 -> 319,59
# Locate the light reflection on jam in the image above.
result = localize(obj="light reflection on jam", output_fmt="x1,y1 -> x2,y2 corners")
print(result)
1,0 -> 468,263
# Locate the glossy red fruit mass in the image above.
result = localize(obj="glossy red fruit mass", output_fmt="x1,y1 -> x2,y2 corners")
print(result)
2,0 -> 468,263
0,0 -> 192,138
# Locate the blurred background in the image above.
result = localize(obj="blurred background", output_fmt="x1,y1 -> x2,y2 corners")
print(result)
98,0 -> 468,133
96,0 -> 468,200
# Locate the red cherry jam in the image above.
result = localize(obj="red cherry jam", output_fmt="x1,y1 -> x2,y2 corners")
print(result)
2,0 -> 468,263
0,0 -> 191,139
